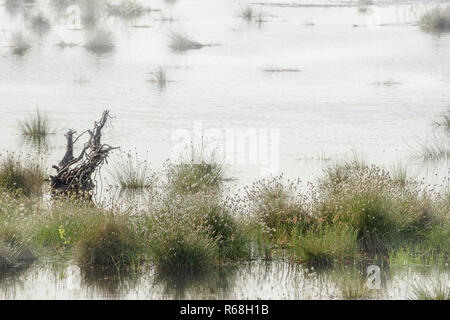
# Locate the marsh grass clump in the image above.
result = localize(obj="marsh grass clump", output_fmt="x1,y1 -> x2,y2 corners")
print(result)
412,109 -> 449,161
168,32 -> 204,52
106,0 -> 148,19
433,107 -> 450,131
148,192 -> 249,272
291,224 -> 359,267
410,279 -> 450,300
412,132 -> 449,161
0,153 -> 45,196
0,241 -> 35,271
245,175 -> 312,242
201,199 -> 250,261
75,215 -> 143,271
84,29 -> 115,54
148,198 -> 217,273
10,30 -> 31,55
316,163 -> 438,255
240,6 -> 254,22
420,6 -> 450,32
149,66 -> 167,89
109,150 -> 155,190
32,202 -> 103,250
335,267 -> 373,300
19,108 -> 52,140
166,150 -> 230,194
29,12 -> 51,34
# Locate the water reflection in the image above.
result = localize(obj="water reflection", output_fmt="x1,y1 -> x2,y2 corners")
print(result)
0,259 -> 448,299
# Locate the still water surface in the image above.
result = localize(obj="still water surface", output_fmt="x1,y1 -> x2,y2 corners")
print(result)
0,0 -> 449,299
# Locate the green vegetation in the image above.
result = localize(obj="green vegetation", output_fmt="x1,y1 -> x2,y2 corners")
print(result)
291,224 -> 359,267
0,153 -> 45,196
19,109 -> 52,141
410,280 -> 450,300
420,6 -> 450,32
0,147 -> 447,292
166,157 -> 230,195
149,66 -> 167,89
10,30 -> 31,55
84,29 -> 115,54
168,32 -> 204,52
334,267 -> 373,300
109,150 -> 154,189
75,215 -> 143,271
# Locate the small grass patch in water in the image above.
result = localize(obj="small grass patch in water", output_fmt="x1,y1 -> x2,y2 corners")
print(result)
29,12 -> 51,34
335,267 -> 373,300
168,32 -> 204,52
420,6 -> 450,32
0,153 -> 45,196
410,279 -> 449,300
149,66 -> 168,89
245,175 -> 312,243
109,150 -> 155,190
166,146 -> 231,195
10,30 -> 31,55
75,215 -> 143,271
19,108 -> 52,140
291,224 -> 359,267
84,28 -> 115,54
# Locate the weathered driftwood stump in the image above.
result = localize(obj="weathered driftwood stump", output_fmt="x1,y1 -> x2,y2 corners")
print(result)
50,110 -> 117,199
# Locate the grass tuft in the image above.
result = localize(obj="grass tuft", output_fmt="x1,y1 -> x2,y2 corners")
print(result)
0,153 -> 45,196
109,150 -> 155,190
75,215 -> 143,271
168,32 -> 204,52
420,6 -> 450,32
84,29 -> 115,54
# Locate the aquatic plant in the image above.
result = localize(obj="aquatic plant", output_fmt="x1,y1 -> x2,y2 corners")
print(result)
420,6 -> 450,32
291,224 -> 359,267
166,146 -> 230,194
84,29 -> 115,54
149,66 -> 167,89
79,0 -> 105,27
245,175 -> 312,241
10,30 -> 31,55
19,108 -> 52,140
148,196 -> 217,273
0,153 -> 45,196
109,150 -> 155,190
106,0 -> 148,19
168,32 -> 204,52
410,279 -> 450,300
75,215 -> 143,270
240,5 -> 254,21
29,12 -> 51,34
433,107 -> 450,132
0,240 -> 35,271
335,267 -> 373,300
316,163 -> 438,254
